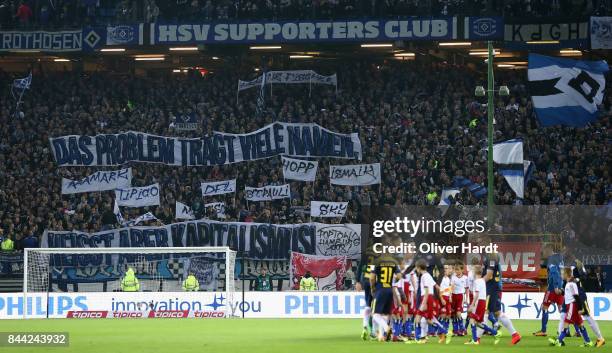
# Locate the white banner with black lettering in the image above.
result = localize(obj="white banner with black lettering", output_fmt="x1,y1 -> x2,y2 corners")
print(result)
314,223 -> 361,258
238,70 -> 337,92
329,163 -> 381,186
201,179 -> 237,197
310,201 -> 348,218
245,184 -> 290,201
115,184 -> 161,207
61,168 -> 132,194
281,156 -> 318,182
204,202 -> 226,219
176,201 -> 195,220
50,122 -> 362,167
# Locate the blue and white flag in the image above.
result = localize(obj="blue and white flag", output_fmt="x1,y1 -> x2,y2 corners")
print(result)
528,54 -> 609,127
175,201 -> 195,220
11,72 -> 32,107
124,212 -> 158,226
523,160 -> 534,185
439,188 -> 461,206
12,72 -> 32,91
113,199 -> 126,225
452,177 -> 487,198
493,139 -> 524,199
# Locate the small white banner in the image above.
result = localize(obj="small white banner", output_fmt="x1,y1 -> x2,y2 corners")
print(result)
61,168 -> 132,194
281,156 -> 318,182
310,201 -> 348,218
330,163 -> 381,186
201,179 -> 237,197
115,183 -> 160,207
238,70 -> 337,91
175,201 -> 195,220
204,202 -> 226,219
245,184 -> 290,201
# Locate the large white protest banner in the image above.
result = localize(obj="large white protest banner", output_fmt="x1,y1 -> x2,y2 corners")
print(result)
201,179 -> 237,197
50,122 -> 361,167
314,223 -> 361,258
204,202 -> 226,218
330,163 -> 381,186
245,184 -> 290,201
238,70 -> 337,92
310,201 -> 348,218
115,184 -> 160,207
41,220 -> 362,261
281,156 -> 318,182
176,201 -> 195,220
61,168 -> 132,194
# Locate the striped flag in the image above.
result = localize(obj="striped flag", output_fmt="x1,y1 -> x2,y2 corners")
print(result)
528,54 -> 608,127
493,139 -> 524,199
113,199 -> 126,225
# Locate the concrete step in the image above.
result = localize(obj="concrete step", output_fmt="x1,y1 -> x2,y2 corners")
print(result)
0,276 -> 23,293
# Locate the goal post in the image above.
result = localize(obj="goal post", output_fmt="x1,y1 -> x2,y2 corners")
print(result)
23,247 -> 237,319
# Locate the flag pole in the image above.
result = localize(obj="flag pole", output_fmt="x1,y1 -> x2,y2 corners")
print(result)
486,41 -> 495,228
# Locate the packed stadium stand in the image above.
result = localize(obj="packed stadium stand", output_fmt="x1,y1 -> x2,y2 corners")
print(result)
0,1 -> 610,297
0,61 -> 609,245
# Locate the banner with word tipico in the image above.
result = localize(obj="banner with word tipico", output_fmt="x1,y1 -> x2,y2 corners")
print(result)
3,291 -> 612,320
114,184 -> 161,207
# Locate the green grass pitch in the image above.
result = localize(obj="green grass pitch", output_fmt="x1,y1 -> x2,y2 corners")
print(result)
0,319 -> 609,353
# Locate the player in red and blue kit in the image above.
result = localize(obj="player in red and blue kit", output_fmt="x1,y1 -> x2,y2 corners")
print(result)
533,259 -> 563,336
548,267 -> 594,347
409,259 -> 451,345
570,260 -> 606,347
401,263 -> 417,339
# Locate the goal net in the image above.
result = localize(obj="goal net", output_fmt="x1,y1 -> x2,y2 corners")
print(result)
23,247 -> 236,318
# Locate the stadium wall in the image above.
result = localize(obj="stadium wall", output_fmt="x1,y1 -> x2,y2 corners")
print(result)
0,292 -> 610,320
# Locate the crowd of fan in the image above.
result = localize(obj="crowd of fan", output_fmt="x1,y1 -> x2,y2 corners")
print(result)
0,60 -> 610,252
2,0 -> 612,30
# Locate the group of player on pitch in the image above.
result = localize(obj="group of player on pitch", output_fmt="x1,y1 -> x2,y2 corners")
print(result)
361,254 -> 605,347
533,256 -> 606,348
